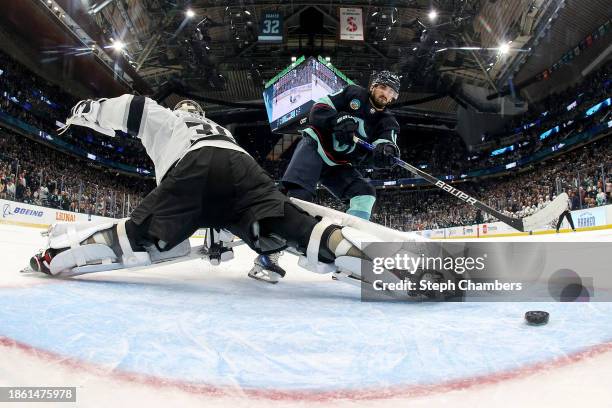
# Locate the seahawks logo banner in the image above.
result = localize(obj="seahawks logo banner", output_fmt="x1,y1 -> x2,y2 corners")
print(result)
339,8 -> 364,41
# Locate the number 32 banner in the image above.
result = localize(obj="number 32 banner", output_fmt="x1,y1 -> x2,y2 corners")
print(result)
258,12 -> 283,43
339,8 -> 364,41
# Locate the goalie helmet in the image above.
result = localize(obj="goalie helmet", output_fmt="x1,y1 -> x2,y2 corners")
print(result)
174,99 -> 205,118
370,71 -> 401,94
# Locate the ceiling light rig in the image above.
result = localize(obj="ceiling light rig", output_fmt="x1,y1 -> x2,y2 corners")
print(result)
499,42 -> 510,55
111,40 -> 125,51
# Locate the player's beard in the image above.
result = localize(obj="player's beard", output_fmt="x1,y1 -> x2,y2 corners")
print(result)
370,95 -> 389,110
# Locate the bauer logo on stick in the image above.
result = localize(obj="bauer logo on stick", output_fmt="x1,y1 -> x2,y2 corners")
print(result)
435,181 -> 478,205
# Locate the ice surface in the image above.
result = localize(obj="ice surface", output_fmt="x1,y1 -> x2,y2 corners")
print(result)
1,223 -> 612,407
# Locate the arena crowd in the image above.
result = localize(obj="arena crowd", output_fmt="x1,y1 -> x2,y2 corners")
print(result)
0,49 -> 610,230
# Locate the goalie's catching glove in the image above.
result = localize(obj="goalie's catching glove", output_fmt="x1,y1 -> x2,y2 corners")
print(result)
58,98 -> 114,137
332,113 -> 359,147
372,142 -> 399,169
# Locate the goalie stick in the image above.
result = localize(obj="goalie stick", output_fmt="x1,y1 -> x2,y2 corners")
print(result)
355,137 -> 568,232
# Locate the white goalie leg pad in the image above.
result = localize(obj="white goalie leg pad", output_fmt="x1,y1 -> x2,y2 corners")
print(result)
46,219 -> 151,276
330,227 -> 405,284
49,245 -> 122,277
298,218 -> 337,274
338,226 -> 404,261
116,219 -> 151,268
334,256 -> 403,286
47,221 -> 119,276
147,238 -> 191,264
48,221 -> 116,250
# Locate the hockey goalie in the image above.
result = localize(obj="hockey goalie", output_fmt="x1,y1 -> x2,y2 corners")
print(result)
28,95 -> 424,290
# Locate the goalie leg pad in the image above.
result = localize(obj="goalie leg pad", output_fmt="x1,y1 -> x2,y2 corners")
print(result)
48,221 -> 116,251
47,219 -> 151,276
49,244 -> 122,277
298,218 -> 337,274
116,219 -> 151,268
338,226 -> 404,260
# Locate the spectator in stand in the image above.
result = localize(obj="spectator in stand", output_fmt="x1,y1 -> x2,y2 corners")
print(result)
0,129 -> 154,218
596,188 -> 607,206
6,176 -> 15,198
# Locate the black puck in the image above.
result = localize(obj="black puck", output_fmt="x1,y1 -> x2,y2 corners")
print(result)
525,311 -> 549,325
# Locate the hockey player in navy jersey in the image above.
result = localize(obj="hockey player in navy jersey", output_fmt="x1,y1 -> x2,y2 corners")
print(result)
28,95 -> 417,287
250,71 -> 402,283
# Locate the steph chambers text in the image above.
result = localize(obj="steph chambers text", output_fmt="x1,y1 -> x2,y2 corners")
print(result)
372,279 -> 523,292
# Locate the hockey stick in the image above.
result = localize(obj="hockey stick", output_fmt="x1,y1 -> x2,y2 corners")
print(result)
354,137 -> 568,232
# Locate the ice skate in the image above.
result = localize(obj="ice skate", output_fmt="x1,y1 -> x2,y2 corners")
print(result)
248,252 -> 286,284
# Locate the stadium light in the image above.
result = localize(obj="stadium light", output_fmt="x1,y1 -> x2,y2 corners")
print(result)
185,9 -> 195,18
111,40 -> 125,51
428,10 -> 437,21
499,42 -> 510,54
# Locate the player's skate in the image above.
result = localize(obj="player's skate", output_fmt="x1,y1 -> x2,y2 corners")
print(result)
248,252 -> 286,284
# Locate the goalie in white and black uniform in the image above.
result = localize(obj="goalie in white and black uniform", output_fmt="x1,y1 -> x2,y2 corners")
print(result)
28,95 -> 413,286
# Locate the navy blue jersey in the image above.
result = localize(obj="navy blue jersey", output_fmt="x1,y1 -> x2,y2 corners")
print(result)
301,84 -> 400,166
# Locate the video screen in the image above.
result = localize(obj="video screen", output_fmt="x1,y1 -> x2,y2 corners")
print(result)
263,56 -> 353,132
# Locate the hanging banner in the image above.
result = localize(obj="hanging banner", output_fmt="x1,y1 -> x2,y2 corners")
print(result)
339,8 -> 364,41
258,12 -> 283,43
538,19 -> 611,82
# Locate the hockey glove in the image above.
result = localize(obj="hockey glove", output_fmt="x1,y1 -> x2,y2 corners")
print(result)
372,142 -> 399,169
58,98 -> 115,137
332,113 -> 359,147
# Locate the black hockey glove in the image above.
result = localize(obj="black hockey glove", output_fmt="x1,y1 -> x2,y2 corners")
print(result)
372,142 -> 399,169
332,113 -> 359,146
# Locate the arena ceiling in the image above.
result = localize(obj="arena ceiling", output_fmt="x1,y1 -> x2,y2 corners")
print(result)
3,0 -> 610,118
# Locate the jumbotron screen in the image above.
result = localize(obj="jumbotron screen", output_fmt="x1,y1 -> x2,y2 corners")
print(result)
263,56 -> 354,132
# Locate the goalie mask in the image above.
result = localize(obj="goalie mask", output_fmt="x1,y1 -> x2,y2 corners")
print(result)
174,99 -> 205,118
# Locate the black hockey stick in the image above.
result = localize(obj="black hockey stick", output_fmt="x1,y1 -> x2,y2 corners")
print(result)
355,137 -> 568,232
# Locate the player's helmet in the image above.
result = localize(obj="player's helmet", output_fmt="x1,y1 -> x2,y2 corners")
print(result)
174,99 -> 205,118
370,71 -> 401,94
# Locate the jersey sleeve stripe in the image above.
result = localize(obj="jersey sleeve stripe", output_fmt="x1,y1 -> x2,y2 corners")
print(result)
312,102 -> 335,111
315,96 -> 336,110
126,96 -> 146,137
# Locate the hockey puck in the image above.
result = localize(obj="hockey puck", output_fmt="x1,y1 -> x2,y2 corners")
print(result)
525,311 -> 549,326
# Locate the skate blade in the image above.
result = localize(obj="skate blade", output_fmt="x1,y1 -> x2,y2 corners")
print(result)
248,272 -> 280,284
